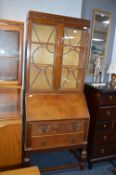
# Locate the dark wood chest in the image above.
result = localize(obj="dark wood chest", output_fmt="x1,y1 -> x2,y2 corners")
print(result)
85,83 -> 116,168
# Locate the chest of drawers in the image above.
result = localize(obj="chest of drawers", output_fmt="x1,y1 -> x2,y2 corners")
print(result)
84,83 -> 116,169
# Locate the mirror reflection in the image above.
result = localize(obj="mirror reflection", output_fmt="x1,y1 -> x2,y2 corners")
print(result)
88,9 -> 111,83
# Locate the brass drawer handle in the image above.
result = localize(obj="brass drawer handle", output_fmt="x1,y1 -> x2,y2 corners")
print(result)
101,148 -> 105,154
106,110 -> 111,116
109,96 -> 113,101
41,128 -> 47,133
103,124 -> 107,128
72,123 -> 82,131
103,135 -> 107,140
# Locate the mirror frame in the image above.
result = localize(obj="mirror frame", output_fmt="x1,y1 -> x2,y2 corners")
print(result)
88,9 -> 112,76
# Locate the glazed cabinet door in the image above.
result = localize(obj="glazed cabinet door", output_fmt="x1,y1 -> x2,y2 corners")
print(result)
26,17 -> 89,93
0,21 -> 23,85
27,23 -> 58,93
60,27 -> 89,92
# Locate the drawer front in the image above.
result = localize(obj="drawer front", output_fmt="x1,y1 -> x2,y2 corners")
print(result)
30,132 -> 85,149
95,131 -> 116,144
100,93 -> 116,106
96,121 -> 113,130
93,143 -> 116,158
97,107 -> 116,120
31,120 -> 86,136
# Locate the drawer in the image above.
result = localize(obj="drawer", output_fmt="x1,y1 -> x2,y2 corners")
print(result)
30,132 -> 85,149
100,93 -> 116,106
30,120 -> 86,136
95,131 -> 116,144
93,143 -> 116,158
96,121 -> 113,130
97,107 -> 116,120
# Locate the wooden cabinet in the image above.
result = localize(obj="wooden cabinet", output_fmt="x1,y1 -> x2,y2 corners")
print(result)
84,83 -> 116,169
0,20 -> 23,170
25,11 -> 90,171
0,166 -> 41,175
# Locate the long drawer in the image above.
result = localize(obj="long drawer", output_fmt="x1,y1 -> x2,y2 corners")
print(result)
30,132 -> 85,149
28,120 -> 87,136
26,119 -> 88,149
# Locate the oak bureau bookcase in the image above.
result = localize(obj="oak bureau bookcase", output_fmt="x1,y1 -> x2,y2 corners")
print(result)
24,11 -> 90,171
0,19 -> 24,170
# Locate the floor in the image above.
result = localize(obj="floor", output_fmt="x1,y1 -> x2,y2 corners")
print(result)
30,150 -> 116,175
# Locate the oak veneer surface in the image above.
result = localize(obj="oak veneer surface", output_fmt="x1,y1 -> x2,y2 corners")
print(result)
26,94 -> 89,121
0,118 -> 22,167
0,166 -> 40,175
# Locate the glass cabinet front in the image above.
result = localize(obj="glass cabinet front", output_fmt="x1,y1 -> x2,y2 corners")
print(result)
28,20 -> 89,93
0,19 -> 23,85
60,27 -> 88,91
30,24 -> 56,91
0,30 -> 19,82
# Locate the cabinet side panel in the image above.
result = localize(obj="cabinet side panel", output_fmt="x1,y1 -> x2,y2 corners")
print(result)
0,119 -> 22,167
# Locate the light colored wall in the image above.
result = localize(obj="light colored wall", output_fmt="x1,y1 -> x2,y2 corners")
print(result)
0,0 -> 83,21
111,27 -> 116,62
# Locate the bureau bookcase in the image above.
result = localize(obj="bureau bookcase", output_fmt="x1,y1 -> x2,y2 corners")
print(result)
25,11 -> 90,171
0,19 -> 23,170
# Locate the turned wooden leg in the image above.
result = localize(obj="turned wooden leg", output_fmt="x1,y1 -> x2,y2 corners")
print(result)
80,148 -> 87,170
23,151 -> 31,167
112,168 -> 116,174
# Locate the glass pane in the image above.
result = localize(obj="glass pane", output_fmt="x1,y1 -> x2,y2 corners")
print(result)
60,67 -> 83,90
0,30 -> 19,57
0,88 -> 21,117
32,24 -> 56,43
60,28 -> 87,90
0,60 -> 18,81
30,24 -> 56,91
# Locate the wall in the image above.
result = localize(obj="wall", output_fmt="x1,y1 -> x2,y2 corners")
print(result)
0,0 -> 83,21
112,27 -> 116,62
82,0 -> 116,82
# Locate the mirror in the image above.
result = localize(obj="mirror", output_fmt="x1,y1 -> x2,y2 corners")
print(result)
88,9 -> 111,83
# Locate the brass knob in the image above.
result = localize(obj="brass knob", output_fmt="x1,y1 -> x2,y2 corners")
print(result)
72,123 -> 82,131
72,124 -> 78,131
109,96 -> 113,101
41,128 -> 46,133
103,124 -> 106,128
103,135 -> 107,140
101,148 -> 105,154
106,110 -> 111,116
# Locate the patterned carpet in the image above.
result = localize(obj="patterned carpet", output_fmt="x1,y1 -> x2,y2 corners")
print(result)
30,150 -> 116,175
